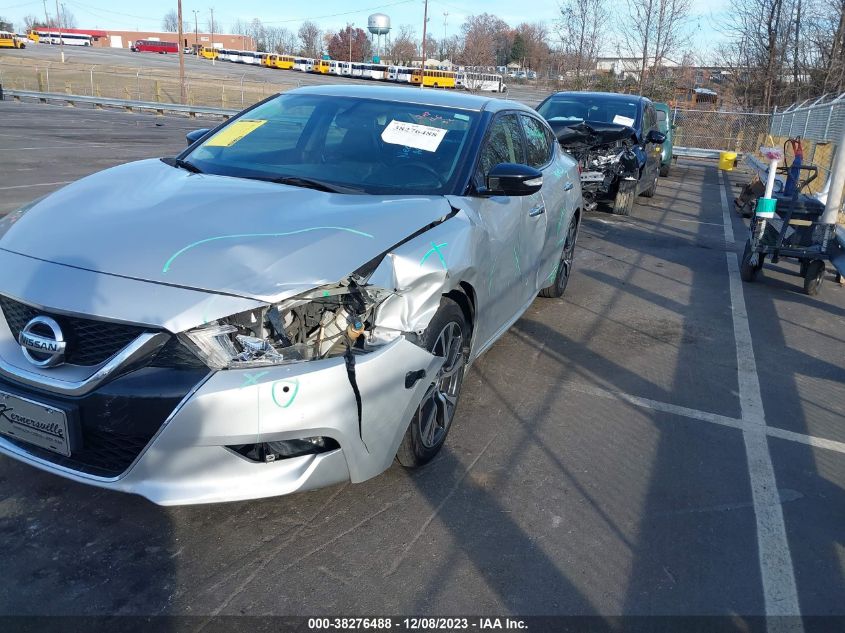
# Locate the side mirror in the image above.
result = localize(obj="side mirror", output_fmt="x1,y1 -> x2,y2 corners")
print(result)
646,130 -> 666,145
486,163 -> 543,196
186,128 -> 210,145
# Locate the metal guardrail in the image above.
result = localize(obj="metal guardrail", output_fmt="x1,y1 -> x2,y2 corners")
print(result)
674,146 -> 741,160
1,88 -> 239,117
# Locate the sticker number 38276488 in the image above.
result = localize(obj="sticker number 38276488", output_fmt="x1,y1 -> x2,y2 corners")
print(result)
380,120 -> 447,153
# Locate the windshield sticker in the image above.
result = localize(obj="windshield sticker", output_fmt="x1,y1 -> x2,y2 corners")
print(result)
204,119 -> 267,147
381,120 -> 447,152
612,115 -> 635,127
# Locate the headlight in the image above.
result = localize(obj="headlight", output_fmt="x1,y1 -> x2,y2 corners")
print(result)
183,283 -> 372,370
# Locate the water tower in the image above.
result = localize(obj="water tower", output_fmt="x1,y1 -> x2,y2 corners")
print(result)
367,13 -> 391,61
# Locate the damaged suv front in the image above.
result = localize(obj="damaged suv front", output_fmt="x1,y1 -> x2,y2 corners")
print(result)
0,86 -> 580,505
536,91 -> 665,216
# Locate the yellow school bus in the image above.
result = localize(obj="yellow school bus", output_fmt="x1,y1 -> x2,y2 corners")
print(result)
199,46 -> 218,60
312,59 -> 331,74
263,53 -> 276,67
273,54 -> 296,70
26,29 -> 39,43
410,68 -> 457,88
0,31 -> 26,48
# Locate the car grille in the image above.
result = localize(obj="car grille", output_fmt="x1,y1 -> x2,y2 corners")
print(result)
5,428 -> 151,478
0,295 -> 149,366
0,366 -> 208,477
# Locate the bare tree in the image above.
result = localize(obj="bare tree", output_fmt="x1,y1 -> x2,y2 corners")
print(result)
514,22 -> 550,72
621,0 -> 690,93
461,13 -> 512,67
557,0 -> 607,78
298,20 -> 321,57
21,14 -> 40,31
720,0 -> 796,109
162,10 -> 179,32
389,24 -> 417,64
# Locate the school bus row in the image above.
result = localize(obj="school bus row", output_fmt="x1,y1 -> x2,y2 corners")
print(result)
198,48 -> 508,93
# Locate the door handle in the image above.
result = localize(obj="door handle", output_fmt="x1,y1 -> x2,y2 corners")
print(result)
529,203 -> 545,217
564,182 -> 574,191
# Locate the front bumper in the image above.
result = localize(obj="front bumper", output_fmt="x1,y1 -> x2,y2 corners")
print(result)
0,336 -> 442,505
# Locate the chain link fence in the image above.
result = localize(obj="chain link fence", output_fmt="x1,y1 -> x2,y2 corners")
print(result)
0,56 -> 300,109
671,108 -> 772,153
770,92 -> 845,143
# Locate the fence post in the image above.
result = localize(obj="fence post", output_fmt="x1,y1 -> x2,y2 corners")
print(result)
240,73 -> 245,106
45,64 -> 50,92
89,66 -> 95,96
136,69 -> 141,101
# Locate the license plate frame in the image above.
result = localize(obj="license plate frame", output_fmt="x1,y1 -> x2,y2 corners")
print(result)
0,390 -> 77,457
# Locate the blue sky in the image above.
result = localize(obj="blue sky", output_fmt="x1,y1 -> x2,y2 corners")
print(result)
1,0 -> 730,58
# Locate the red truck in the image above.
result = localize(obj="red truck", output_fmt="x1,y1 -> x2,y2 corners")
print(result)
131,40 -> 178,53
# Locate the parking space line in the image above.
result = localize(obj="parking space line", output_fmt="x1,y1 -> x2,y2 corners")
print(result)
719,173 -> 802,621
0,181 -> 72,191
559,381 -> 845,455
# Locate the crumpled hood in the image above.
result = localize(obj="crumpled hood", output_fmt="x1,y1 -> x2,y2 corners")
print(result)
549,121 -> 638,150
0,159 -> 455,302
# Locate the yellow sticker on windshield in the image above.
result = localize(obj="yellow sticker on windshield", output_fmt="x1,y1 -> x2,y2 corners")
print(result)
204,119 -> 267,147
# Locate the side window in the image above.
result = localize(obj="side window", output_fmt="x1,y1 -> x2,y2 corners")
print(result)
475,114 -> 526,188
520,114 -> 553,168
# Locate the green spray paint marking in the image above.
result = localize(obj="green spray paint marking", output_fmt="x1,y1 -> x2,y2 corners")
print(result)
241,371 -> 269,388
271,379 -> 300,408
420,241 -> 448,269
512,245 -> 521,274
546,262 -> 559,283
162,226 -> 375,273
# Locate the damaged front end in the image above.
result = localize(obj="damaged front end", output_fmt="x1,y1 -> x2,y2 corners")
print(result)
181,278 -> 390,371
551,121 -> 641,210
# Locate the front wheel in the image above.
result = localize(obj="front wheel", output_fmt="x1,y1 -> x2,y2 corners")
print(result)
540,216 -> 579,298
396,298 -> 468,468
612,180 -> 636,216
804,260 -> 825,296
740,240 -> 763,282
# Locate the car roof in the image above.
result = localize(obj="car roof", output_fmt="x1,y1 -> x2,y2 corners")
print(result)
288,84 -> 534,114
545,91 -> 651,105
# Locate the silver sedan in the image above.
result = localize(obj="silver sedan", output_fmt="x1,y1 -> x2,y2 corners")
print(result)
0,85 -> 582,505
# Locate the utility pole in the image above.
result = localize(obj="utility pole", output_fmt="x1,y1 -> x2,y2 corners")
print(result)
177,0 -> 186,104
442,11 -> 447,59
192,10 -> 199,55
41,0 -> 49,29
54,0 -> 63,62
209,8 -> 215,65
420,0 -> 428,87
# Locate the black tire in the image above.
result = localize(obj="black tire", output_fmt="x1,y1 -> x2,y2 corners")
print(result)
540,215 -> 579,298
803,260 -> 825,296
396,298 -> 469,468
659,163 -> 670,177
641,173 -> 658,198
612,181 -> 636,216
740,240 -> 761,282
799,260 -> 809,277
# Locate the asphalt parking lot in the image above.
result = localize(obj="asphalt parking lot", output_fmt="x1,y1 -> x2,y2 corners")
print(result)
0,100 -> 844,623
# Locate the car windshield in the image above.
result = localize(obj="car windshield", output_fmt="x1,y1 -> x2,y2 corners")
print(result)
537,96 -> 641,128
184,93 -> 479,195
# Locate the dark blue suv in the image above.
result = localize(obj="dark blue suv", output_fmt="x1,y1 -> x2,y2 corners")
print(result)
536,91 -> 666,215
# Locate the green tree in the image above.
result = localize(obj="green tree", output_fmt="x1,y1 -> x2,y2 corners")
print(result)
510,33 -> 526,63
